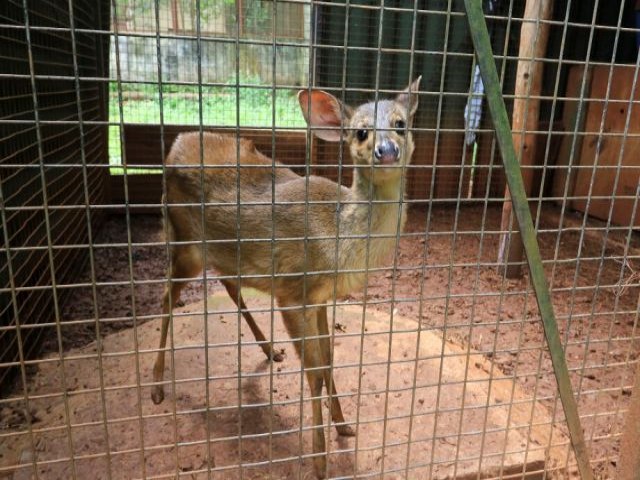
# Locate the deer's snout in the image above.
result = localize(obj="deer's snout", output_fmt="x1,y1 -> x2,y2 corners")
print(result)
374,140 -> 400,165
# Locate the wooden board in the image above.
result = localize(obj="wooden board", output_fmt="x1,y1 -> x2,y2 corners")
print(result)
114,124 -> 506,207
551,65 -> 591,201
571,65 -> 640,228
122,124 -> 310,171
111,125 -> 314,208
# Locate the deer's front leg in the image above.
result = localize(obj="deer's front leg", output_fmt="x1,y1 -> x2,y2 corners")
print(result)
317,305 -> 355,437
281,305 -> 328,478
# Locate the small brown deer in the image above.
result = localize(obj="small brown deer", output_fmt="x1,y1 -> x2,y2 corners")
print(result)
152,77 -> 420,477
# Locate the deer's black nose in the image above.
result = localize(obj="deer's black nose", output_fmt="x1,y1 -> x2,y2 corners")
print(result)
374,140 -> 400,164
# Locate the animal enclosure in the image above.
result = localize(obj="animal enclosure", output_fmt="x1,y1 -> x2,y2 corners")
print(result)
1,1 -> 639,479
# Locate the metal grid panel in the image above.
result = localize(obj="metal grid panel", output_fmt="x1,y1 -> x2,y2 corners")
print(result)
0,0 -> 110,387
0,1 -> 639,479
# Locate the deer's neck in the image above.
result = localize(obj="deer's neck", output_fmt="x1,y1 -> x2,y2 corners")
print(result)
342,168 -> 407,237
328,168 -> 407,296
352,169 -> 404,203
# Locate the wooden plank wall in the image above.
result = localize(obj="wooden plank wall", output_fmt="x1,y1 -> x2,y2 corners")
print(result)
113,124 -> 507,208
110,125 -> 310,208
567,65 -> 640,228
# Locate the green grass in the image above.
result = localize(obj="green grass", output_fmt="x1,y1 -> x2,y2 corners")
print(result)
108,82 -> 306,171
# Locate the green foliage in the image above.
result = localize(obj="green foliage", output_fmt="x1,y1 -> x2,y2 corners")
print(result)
241,0 -> 271,33
113,0 -> 274,33
108,1 -> 306,171
108,79 -> 306,167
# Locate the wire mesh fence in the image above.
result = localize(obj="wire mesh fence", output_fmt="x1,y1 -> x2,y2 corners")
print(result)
0,0 -> 639,479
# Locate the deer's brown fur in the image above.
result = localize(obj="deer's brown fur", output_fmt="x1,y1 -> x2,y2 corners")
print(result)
152,78 -> 421,478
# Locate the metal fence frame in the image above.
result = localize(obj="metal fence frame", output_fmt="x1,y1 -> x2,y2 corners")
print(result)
1,0 -> 639,479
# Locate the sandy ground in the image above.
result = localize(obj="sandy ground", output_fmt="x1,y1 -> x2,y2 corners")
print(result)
0,292 -> 571,479
4,203 -> 639,478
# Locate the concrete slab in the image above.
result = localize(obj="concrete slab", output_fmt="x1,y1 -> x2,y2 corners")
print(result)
1,291 -> 569,479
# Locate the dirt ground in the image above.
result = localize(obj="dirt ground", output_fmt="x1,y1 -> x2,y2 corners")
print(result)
0,293 -> 571,479
19,204 -> 640,478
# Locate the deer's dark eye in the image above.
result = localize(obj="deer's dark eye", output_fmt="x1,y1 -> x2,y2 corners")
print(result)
395,119 -> 406,135
356,129 -> 368,142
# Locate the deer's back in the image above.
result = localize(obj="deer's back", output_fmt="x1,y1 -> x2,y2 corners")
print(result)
165,132 -> 300,200
164,132 -> 355,300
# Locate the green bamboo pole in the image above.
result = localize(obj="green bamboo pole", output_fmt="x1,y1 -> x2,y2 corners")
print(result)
462,1 -> 594,478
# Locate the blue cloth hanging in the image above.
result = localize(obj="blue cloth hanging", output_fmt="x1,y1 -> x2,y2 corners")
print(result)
464,0 -> 499,146
464,65 -> 485,145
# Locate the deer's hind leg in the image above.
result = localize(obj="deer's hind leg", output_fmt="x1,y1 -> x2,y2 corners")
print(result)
152,245 -> 203,404
221,280 -> 284,362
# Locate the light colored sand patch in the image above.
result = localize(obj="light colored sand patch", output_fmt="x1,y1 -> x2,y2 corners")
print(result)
1,291 -> 570,479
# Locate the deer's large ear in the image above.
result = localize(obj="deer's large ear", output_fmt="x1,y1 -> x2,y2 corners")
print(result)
298,90 -> 353,142
395,76 -> 421,118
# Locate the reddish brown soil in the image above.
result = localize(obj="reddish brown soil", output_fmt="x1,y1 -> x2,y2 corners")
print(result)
32,204 -> 640,478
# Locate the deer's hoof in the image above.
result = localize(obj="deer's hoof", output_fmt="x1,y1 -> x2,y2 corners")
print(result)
313,456 -> 327,479
271,349 -> 285,362
151,386 -> 165,404
336,424 -> 356,437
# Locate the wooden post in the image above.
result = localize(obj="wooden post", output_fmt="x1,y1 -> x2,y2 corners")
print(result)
498,0 -> 554,278
171,0 -> 180,32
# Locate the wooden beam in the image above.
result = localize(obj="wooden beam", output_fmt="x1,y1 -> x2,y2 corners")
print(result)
498,0 -> 554,278
170,0 -> 179,32
550,65 -> 591,203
